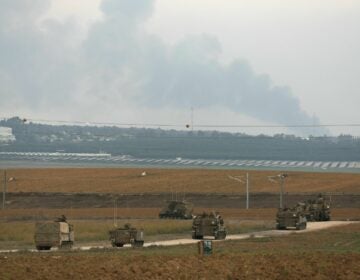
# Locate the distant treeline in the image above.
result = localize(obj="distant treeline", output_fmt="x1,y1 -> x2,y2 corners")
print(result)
1,117 -> 360,161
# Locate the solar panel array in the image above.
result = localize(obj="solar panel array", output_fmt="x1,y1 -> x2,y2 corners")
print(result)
1,152 -> 359,171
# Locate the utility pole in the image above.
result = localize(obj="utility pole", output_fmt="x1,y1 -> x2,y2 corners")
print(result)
2,170 -> 6,209
280,174 -> 285,208
246,173 -> 249,209
113,198 -> 118,227
268,173 -> 288,208
228,173 -> 250,209
191,107 -> 194,131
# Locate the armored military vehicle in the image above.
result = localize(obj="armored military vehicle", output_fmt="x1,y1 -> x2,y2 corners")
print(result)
159,200 -> 193,219
34,215 -> 74,250
109,224 -> 144,247
276,203 -> 307,230
192,211 -> 226,240
304,194 -> 331,221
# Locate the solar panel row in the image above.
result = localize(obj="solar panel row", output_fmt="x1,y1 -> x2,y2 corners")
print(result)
1,152 -> 359,171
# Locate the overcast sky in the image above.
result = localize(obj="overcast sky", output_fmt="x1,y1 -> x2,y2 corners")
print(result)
1,0 -> 359,136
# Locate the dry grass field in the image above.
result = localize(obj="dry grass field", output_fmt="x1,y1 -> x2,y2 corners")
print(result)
1,223 -> 359,279
0,218 -> 275,249
1,207 -> 358,250
3,168 -> 360,193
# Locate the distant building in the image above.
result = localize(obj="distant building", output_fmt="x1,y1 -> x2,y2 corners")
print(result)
0,126 -> 16,142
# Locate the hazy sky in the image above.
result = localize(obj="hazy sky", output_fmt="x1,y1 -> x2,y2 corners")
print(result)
1,0 -> 359,136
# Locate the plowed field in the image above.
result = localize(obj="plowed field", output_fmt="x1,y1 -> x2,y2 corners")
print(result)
1,223 -> 360,280
4,168 -> 360,193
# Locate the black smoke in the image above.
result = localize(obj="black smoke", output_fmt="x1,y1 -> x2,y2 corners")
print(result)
0,0 -> 326,135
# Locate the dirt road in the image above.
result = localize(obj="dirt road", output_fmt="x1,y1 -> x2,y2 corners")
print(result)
0,221 -> 356,254
55,221 -> 360,250
143,221 -> 358,247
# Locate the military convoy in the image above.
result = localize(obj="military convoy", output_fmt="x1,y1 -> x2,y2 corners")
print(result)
276,194 -> 331,230
109,224 -> 144,247
159,200 -> 193,219
303,194 -> 331,221
34,215 -> 74,250
276,203 -> 307,230
32,193 -> 331,250
192,211 -> 226,240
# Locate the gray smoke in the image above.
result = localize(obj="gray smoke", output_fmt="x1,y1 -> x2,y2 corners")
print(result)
0,0 -> 326,135
0,0 -> 81,110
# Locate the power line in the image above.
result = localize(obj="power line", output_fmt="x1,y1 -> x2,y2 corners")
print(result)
196,124 -> 360,128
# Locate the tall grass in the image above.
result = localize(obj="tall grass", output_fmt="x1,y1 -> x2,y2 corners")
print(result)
0,222 -> 34,242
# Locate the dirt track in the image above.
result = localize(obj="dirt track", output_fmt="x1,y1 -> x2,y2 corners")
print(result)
0,221 -> 355,254
142,221 -> 358,248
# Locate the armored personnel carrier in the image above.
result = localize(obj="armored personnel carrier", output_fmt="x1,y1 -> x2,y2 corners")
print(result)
34,215 -> 74,250
304,194 -> 331,221
159,200 -> 193,219
276,203 -> 307,230
192,211 -> 226,240
109,224 -> 144,247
